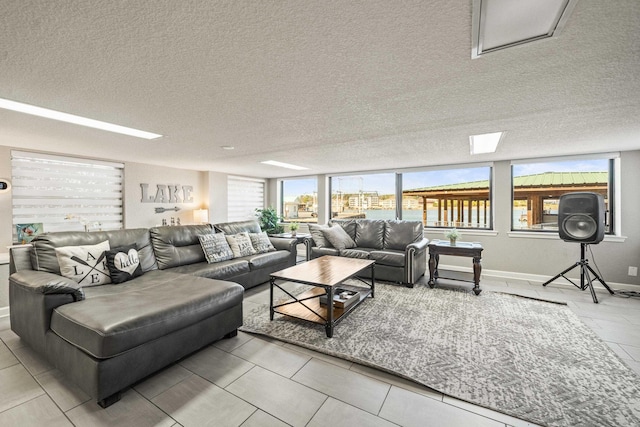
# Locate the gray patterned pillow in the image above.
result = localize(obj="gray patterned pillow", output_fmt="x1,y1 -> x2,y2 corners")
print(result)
225,232 -> 257,258
322,226 -> 356,251
308,224 -> 332,248
198,233 -> 234,263
249,232 -> 276,254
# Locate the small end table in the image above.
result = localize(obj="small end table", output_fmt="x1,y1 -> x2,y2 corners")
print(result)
428,240 -> 483,295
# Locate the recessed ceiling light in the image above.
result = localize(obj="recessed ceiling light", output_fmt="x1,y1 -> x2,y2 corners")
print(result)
221,146 -> 235,150
470,131 -> 504,155
471,0 -> 579,58
261,160 -> 309,170
0,98 -> 162,139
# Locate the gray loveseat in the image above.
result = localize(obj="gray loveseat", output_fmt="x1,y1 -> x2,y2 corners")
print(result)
8,221 -> 297,408
304,219 -> 428,287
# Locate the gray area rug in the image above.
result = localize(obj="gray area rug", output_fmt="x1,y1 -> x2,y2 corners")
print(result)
240,282 -> 640,427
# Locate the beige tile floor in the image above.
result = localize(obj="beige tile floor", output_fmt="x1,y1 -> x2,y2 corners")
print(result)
0,270 -> 639,427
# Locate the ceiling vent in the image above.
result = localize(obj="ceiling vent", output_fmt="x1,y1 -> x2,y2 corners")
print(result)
472,0 -> 579,58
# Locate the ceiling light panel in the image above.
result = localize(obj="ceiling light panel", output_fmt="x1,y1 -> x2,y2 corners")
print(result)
472,0 -> 578,58
0,98 -> 162,139
470,131 -> 504,155
261,160 -> 309,170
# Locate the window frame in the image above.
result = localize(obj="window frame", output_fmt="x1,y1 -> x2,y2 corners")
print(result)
279,177 -> 319,224
509,154 -> 618,235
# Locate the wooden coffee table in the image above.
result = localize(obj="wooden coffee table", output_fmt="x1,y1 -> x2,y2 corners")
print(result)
269,256 -> 375,337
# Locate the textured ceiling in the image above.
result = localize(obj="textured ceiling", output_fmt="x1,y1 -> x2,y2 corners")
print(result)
0,0 -> 639,178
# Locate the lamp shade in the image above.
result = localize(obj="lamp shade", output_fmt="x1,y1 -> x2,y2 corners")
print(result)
193,209 -> 209,224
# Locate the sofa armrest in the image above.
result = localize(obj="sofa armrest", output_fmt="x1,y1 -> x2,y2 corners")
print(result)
404,238 -> 429,286
406,237 -> 429,254
269,237 -> 298,266
269,237 -> 297,252
10,270 -> 85,301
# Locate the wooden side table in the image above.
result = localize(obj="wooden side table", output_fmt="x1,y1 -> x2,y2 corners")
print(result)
428,240 -> 483,295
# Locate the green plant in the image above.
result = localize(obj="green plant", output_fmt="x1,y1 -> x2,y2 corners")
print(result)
445,228 -> 460,240
255,207 -> 284,234
289,222 -> 299,232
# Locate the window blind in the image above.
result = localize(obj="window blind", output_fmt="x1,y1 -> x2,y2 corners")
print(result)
227,176 -> 264,222
11,151 -> 124,237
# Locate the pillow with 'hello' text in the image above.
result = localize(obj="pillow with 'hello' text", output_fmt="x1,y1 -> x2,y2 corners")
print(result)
106,244 -> 144,284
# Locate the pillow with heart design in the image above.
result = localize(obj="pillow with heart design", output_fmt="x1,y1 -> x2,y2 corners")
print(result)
55,240 -> 112,286
105,244 -> 144,284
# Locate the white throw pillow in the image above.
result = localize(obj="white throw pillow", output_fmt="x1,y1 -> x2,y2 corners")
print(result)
225,232 -> 257,258
55,240 -> 111,286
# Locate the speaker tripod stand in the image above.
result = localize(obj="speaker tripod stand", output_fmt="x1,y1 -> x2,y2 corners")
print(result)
542,243 -> 614,303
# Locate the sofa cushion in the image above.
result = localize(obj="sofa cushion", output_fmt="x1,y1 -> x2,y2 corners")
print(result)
330,219 -> 357,240
340,248 -> 373,260
249,232 -> 276,254
322,226 -> 356,251
30,229 -> 157,275
384,220 -> 423,250
105,244 -> 143,284
150,224 -> 213,269
50,270 -> 243,359
308,224 -> 332,248
355,220 -> 385,249
310,247 -> 340,258
163,259 -> 250,280
225,232 -> 257,258
370,249 -> 406,267
198,233 -> 234,263
214,220 -> 262,235
247,251 -> 291,269
55,241 -> 112,286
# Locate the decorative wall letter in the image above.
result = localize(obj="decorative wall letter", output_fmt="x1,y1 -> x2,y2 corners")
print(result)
140,183 -> 195,204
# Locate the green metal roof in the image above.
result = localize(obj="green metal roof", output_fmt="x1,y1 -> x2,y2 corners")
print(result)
404,172 -> 608,193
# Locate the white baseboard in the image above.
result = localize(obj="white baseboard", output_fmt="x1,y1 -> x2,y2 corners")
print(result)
439,264 -> 640,292
0,306 -> 9,319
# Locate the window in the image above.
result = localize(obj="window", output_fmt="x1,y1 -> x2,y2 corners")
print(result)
281,178 -> 318,223
11,151 -> 123,240
511,157 -> 614,233
227,176 -> 265,222
402,166 -> 492,229
330,173 -> 397,220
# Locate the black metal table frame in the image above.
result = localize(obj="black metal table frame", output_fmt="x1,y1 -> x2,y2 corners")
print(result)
269,263 -> 375,338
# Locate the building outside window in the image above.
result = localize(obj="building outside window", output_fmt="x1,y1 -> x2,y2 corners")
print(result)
511,157 -> 614,233
402,166 -> 492,229
329,173 -> 396,220
280,178 -> 318,224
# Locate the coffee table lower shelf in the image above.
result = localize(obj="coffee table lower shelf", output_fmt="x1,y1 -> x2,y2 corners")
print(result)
272,286 -> 371,328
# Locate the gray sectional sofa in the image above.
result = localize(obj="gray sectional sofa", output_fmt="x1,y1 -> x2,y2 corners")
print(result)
304,219 -> 428,287
8,221 -> 297,408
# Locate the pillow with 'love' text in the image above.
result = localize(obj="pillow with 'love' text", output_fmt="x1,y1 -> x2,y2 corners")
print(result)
105,244 -> 144,284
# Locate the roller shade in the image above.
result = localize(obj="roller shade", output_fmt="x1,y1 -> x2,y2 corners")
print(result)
227,176 -> 264,222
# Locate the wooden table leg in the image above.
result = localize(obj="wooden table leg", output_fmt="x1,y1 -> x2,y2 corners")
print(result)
428,253 -> 438,288
472,255 -> 482,295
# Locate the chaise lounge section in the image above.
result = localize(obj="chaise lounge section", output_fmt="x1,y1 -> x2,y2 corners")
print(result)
8,221 -> 297,407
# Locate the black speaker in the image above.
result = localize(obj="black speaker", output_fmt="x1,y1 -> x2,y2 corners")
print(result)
558,192 -> 605,244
